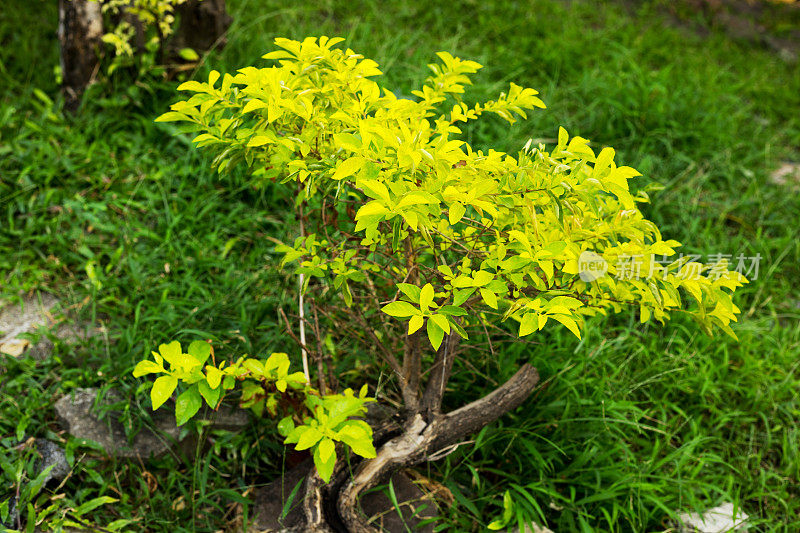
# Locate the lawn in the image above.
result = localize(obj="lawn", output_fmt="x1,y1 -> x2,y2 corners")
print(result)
1,0 -> 799,531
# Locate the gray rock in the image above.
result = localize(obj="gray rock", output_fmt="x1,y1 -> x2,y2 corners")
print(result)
675,502 -> 749,533
2,494 -> 19,530
54,387 -> 251,459
0,293 -> 94,361
251,461 -> 437,532
770,162 -> 800,189
0,293 -> 59,342
2,441 -> 70,530
54,387 -> 181,459
507,523 -> 555,533
35,439 -> 70,486
204,406 -> 250,432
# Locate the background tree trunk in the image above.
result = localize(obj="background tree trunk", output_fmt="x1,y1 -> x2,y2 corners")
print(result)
169,0 -> 232,58
58,0 -> 103,110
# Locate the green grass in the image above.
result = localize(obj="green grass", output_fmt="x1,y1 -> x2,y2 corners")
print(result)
1,0 -> 799,531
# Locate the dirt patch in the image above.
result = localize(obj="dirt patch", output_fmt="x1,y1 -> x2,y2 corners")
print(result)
770,161 -> 800,188
616,0 -> 800,60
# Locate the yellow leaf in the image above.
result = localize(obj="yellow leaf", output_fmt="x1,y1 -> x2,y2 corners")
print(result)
397,192 -> 438,209
242,99 -> 267,114
332,157 -> 364,181
480,288 -> 498,309
448,202 -> 466,224
551,314 -> 582,339
360,180 -> 390,203
247,136 -> 272,147
333,133 -> 362,152
355,201 -> 390,219
519,313 -> 537,336
408,315 -> 424,334
430,313 -> 451,334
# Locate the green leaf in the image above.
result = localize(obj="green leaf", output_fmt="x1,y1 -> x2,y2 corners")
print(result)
594,146 -> 615,176
313,441 -> 336,483
453,288 -> 475,306
342,281 -> 353,306
427,318 -> 445,351
277,416 -> 295,437
151,375 -> 178,410
333,132 -> 362,152
75,496 -> 117,516
264,352 -> 291,376
280,478 -> 304,520
284,425 -> 308,445
381,301 -> 419,318
25,465 -> 54,500
439,305 -> 466,316
175,386 -> 202,426
345,436 -> 376,458
392,218 -> 401,252
178,48 -> 200,61
198,380 -> 221,408
397,283 -> 421,303
450,319 -> 469,340
177,80 -> 206,92
244,358 -> 265,376
338,424 -> 377,458
452,275 -> 474,288
429,313 -> 451,334
296,427 -> 323,450
187,340 -> 212,365
545,189 -> 563,225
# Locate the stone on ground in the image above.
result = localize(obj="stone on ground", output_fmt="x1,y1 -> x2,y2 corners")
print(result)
770,162 -> 800,189
55,387 -> 181,459
0,293 -> 92,360
675,502 -> 749,533
54,387 -> 250,459
507,523 -> 555,533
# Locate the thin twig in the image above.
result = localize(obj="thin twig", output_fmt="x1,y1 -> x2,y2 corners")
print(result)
278,307 -> 312,356
298,195 -> 310,382
311,304 -> 329,394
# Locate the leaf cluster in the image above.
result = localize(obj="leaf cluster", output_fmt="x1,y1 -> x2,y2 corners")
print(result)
156,36 -> 746,352
133,340 -> 376,481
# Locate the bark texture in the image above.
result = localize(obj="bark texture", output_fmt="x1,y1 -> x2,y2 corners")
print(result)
336,363 -> 539,531
58,0 -> 103,110
169,0 -> 232,57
